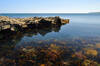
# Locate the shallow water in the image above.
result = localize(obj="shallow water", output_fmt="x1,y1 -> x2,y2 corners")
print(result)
0,13 -> 100,65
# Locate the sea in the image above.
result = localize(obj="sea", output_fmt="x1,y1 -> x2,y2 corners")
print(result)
0,13 -> 100,65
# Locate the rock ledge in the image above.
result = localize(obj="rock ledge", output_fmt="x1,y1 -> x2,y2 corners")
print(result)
0,16 -> 69,31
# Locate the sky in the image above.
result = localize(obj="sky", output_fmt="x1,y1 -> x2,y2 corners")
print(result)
0,0 -> 100,13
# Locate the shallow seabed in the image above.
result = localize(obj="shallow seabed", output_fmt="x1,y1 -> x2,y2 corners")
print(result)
0,13 -> 100,66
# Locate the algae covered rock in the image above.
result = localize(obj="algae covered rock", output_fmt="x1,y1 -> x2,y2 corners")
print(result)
82,60 -> 98,66
86,49 -> 98,56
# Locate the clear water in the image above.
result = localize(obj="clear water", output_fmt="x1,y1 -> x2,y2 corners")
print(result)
0,13 -> 100,65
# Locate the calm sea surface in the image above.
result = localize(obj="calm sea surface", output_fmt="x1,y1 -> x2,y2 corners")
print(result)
0,13 -> 100,65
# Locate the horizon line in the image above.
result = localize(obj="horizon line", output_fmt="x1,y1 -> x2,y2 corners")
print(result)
0,12 -> 99,14
0,12 -> 89,14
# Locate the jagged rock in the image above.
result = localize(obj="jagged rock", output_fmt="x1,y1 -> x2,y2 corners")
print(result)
0,16 -> 69,31
54,16 -> 61,24
61,19 -> 70,24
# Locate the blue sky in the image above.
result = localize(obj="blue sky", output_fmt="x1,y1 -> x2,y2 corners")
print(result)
0,0 -> 100,13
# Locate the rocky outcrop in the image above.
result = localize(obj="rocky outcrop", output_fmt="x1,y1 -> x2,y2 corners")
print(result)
0,16 -> 69,31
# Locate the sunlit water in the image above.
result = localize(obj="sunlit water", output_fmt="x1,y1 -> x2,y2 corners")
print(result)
0,13 -> 100,65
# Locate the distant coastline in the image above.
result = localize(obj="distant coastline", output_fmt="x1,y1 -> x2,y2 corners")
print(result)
88,12 -> 100,14
0,12 -> 100,14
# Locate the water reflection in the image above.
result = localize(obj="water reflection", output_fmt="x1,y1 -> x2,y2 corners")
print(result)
0,23 -> 62,43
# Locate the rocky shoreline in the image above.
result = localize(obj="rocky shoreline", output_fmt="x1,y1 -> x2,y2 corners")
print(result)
0,16 -> 69,32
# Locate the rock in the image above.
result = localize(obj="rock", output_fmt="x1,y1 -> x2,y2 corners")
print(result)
54,16 -> 61,24
0,16 -> 69,32
95,43 -> 100,48
21,24 -> 28,28
82,60 -> 98,66
61,19 -> 70,24
2,25 -> 10,30
11,27 -> 15,31
85,49 -> 98,56
39,19 -> 52,26
22,47 -> 35,53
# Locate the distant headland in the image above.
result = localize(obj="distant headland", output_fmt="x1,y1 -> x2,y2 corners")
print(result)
88,12 -> 100,14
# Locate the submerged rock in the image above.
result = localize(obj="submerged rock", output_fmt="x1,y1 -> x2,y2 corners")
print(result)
85,49 -> 98,56
95,43 -> 100,48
